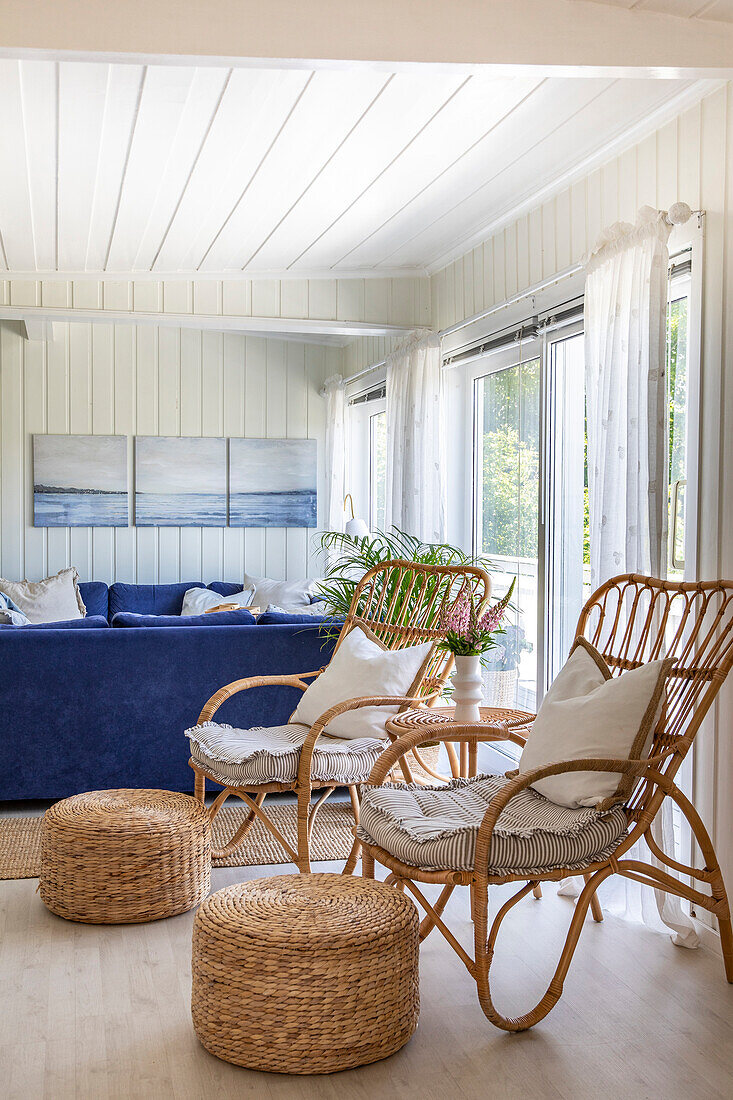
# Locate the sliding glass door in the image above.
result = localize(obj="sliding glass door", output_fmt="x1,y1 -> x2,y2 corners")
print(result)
473,348 -> 540,713
469,258 -> 697,723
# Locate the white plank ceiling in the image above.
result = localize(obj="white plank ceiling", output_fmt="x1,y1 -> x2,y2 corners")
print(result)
0,59 -> 709,277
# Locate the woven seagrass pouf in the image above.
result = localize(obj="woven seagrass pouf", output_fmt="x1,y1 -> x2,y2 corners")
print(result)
191,873 -> 420,1074
40,789 -> 211,923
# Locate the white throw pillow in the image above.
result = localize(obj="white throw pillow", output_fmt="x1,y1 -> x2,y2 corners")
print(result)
243,573 -> 316,609
292,624 -> 433,740
518,638 -> 673,809
181,587 -> 253,616
0,567 -> 85,623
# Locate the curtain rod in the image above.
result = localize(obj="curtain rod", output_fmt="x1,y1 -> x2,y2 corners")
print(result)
344,265 -> 581,389
344,205 -> 703,389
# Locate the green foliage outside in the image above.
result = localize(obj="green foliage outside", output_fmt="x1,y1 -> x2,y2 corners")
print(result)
479,359 -> 540,560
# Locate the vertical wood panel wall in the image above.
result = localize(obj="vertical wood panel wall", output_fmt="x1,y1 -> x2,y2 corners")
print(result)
430,92 -> 719,332
0,319 -> 341,585
429,81 -> 733,921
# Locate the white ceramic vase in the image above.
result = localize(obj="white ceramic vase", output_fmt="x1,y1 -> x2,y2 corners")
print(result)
452,654 -> 483,725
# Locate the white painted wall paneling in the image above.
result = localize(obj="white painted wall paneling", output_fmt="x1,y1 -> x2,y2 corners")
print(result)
0,322 -> 339,586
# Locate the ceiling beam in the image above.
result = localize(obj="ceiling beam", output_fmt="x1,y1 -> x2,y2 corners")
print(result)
21,319 -> 58,341
0,304 -> 412,343
2,0 -> 733,75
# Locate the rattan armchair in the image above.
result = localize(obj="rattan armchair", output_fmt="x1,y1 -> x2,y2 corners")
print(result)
355,574 -> 733,1031
189,559 -> 491,872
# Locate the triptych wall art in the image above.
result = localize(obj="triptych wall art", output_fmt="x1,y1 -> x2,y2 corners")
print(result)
32,435 -> 317,529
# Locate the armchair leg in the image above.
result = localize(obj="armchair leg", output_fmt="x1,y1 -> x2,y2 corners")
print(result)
585,874 -> 603,922
296,785 -> 311,874
362,848 -> 375,880
719,915 -> 733,984
194,772 -> 205,802
473,867 -> 613,1032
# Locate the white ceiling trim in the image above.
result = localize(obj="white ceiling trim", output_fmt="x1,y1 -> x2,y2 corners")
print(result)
426,76 -> 722,274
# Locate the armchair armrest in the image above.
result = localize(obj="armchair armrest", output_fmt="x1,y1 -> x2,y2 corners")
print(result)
296,696 -> 424,787
197,670 -> 323,724
362,724 -> 532,787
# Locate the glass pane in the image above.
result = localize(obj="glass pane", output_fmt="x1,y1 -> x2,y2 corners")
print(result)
475,358 -> 540,714
370,411 -> 387,532
546,332 -> 586,684
668,289 -> 688,578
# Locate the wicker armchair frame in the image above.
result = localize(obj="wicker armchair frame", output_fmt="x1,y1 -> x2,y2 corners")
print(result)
354,574 -> 733,1031
190,559 -> 491,871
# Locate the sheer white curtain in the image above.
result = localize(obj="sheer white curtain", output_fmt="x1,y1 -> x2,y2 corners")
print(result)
585,206 -> 671,586
323,374 -> 347,533
385,329 -> 446,542
568,206 -> 698,947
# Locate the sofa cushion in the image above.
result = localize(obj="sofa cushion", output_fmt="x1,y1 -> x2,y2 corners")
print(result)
357,774 -> 629,875
186,722 -> 385,786
112,609 -> 257,628
0,615 -> 110,630
108,581 -> 203,617
257,610 -> 338,626
78,581 -> 109,619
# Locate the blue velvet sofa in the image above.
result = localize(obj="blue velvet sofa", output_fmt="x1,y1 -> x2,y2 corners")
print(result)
0,581 -> 337,802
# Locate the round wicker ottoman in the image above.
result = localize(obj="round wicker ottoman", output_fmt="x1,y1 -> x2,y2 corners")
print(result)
191,873 -> 420,1074
40,789 -> 211,924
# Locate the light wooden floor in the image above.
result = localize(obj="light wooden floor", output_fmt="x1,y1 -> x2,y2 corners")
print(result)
2,846 -> 733,1100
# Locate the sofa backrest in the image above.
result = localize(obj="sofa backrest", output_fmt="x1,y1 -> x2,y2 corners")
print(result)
78,581 -> 109,619
207,581 -> 246,599
108,581 -> 203,618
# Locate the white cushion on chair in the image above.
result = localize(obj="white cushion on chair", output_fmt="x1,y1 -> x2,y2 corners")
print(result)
186,722 -> 385,786
292,624 -> 433,740
357,774 -> 628,875
518,638 -> 674,810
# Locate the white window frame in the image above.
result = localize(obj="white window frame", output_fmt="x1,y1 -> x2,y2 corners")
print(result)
347,394 -> 386,532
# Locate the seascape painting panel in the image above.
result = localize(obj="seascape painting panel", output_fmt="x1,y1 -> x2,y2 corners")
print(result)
135,437 -> 227,526
229,438 -> 317,528
33,435 -> 128,527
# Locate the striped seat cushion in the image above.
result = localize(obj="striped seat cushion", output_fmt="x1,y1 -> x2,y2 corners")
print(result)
357,774 -> 628,875
186,722 -> 385,787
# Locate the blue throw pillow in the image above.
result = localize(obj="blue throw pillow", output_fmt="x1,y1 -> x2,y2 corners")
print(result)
112,610 -> 257,628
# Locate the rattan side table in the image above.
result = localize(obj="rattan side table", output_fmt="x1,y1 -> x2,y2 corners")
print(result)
386,706 -> 535,781
40,788 -> 211,923
191,873 -> 420,1074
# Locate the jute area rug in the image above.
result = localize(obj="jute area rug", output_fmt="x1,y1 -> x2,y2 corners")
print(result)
0,802 -> 356,880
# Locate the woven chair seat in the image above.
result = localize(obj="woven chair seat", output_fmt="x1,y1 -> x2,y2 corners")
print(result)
357,774 -> 629,875
186,721 -> 386,786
